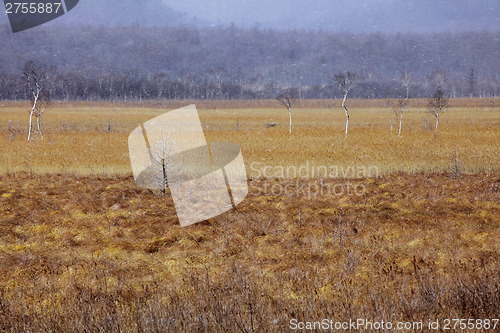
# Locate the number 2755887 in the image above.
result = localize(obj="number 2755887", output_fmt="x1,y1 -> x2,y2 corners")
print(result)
5,2 -> 62,14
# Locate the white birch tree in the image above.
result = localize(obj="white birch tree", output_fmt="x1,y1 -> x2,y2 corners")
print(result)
401,71 -> 414,100
334,72 -> 358,137
23,61 -> 53,142
395,98 -> 407,137
276,89 -> 298,135
391,71 -> 413,137
428,85 -> 449,133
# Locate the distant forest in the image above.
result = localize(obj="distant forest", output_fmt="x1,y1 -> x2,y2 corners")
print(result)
0,24 -> 498,100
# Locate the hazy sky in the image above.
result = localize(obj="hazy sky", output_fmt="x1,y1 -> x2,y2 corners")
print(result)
1,0 -> 498,33
163,0 -> 500,32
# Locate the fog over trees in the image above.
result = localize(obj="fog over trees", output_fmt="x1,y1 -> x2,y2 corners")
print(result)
165,0 -> 499,33
1,0 -> 494,34
0,24 -> 498,101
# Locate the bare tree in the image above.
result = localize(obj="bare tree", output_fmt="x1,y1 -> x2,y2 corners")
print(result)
23,61 -> 53,141
138,135 -> 184,197
431,70 -> 446,92
389,71 -> 414,137
466,68 -> 476,99
394,98 -> 407,137
428,84 -> 449,133
276,88 -> 298,134
401,71 -> 414,100
334,72 -> 358,137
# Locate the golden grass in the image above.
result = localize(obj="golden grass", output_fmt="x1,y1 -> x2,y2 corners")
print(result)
0,99 -> 499,175
0,99 -> 498,332
0,173 -> 498,331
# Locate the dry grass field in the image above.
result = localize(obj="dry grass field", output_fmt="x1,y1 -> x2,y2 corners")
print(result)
0,98 -> 498,175
0,99 -> 499,332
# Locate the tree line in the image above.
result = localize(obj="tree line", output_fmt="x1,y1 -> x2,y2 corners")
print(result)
0,24 -> 498,101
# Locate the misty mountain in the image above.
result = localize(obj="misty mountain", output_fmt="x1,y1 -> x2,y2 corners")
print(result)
0,24 -> 498,101
0,0 -> 498,32
0,1 -> 498,101
165,0 -> 499,33
66,0 -> 195,26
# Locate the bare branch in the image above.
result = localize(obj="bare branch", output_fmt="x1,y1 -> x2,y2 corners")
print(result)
333,71 -> 359,137
428,84 -> 449,133
276,89 -> 297,135
401,71 -> 414,100
334,72 -> 358,96
23,60 -> 54,141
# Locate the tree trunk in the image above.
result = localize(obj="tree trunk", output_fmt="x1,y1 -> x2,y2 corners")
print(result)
27,91 -> 39,142
342,93 -> 349,137
161,157 -> 167,196
398,111 -> 403,137
28,110 -> 34,142
36,115 -> 44,140
435,113 -> 439,133
389,107 -> 393,132
288,106 -> 292,134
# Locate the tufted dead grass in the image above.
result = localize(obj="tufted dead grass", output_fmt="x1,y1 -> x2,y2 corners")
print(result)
0,99 -> 498,332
